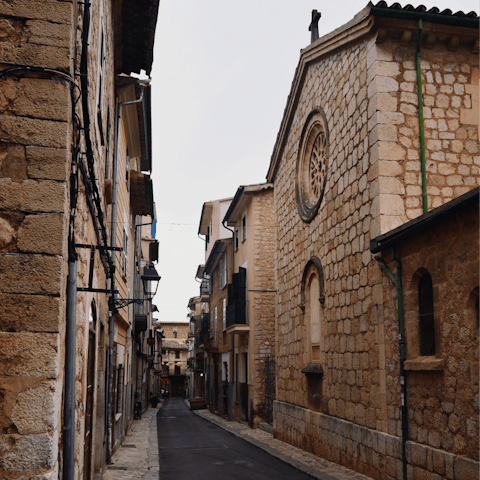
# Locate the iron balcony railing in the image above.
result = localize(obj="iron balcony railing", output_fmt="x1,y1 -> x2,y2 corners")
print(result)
226,300 -> 246,329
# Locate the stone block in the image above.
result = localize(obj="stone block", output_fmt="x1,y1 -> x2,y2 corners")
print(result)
378,142 -> 406,161
454,456 -> 479,480
0,333 -> 60,378
0,294 -> 61,332
0,0 -> 72,24
0,144 -> 28,182
431,448 -> 444,475
11,379 -> 62,434
26,147 -> 68,181
0,115 -> 68,148
18,214 -> 66,255
12,78 -> 70,122
378,177 -> 405,195
379,194 -> 405,216
0,42 -> 69,71
411,442 -> 427,468
371,124 -> 398,144
0,253 -> 64,295
26,19 -> 71,47
377,111 -> 406,125
0,179 -> 66,213
0,431 -> 58,472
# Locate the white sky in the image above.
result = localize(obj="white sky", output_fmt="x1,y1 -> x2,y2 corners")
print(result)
149,0 -> 479,322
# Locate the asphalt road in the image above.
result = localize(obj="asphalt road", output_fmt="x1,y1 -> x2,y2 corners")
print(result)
157,398 -> 314,480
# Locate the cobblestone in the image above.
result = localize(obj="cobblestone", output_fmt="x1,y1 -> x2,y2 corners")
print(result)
193,407 -> 373,480
102,407 -> 160,480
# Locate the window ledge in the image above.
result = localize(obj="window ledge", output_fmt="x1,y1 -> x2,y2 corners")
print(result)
404,357 -> 444,371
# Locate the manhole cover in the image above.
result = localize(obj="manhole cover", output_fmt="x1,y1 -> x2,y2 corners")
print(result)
123,444 -> 136,448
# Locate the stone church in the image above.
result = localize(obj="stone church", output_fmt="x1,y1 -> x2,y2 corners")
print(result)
266,3 -> 479,479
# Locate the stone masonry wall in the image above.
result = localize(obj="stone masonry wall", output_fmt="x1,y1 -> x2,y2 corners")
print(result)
0,2 -> 74,478
272,24 -> 479,480
0,0 -> 115,478
368,38 -> 479,236
250,189 -> 275,427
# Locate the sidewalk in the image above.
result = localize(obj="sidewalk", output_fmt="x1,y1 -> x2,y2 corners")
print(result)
102,406 -> 160,480
193,408 -> 373,480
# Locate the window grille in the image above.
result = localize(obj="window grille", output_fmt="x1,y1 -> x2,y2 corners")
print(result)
418,272 -> 435,356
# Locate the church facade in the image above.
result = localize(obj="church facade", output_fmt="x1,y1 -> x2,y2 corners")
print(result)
266,3 -> 479,479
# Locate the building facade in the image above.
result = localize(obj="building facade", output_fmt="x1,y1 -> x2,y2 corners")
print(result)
223,183 -> 276,427
0,1 -> 159,479
266,3 -> 478,480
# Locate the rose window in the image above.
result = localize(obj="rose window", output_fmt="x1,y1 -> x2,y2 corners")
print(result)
295,109 -> 329,223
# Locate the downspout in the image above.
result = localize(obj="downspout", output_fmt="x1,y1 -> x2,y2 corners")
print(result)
373,248 -> 407,480
222,219 -> 235,422
63,145 -> 80,480
416,19 -> 428,214
107,84 -> 145,464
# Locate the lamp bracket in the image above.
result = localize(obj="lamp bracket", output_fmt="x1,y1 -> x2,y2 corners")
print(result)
114,298 -> 145,309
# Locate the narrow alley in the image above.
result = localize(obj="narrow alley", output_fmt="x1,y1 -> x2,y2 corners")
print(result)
104,398 -> 374,480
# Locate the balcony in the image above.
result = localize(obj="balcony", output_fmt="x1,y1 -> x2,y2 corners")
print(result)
200,278 -> 211,301
226,300 -> 249,334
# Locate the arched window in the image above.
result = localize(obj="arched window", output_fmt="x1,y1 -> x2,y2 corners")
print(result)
418,272 -> 435,356
300,256 -> 325,364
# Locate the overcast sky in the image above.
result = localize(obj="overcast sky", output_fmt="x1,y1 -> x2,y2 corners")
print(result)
149,0 -> 478,322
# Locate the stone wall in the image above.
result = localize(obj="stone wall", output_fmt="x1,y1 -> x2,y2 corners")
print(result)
0,2 -> 73,478
368,39 -> 479,236
250,189 -> 276,427
271,20 -> 479,480
0,0 -> 116,478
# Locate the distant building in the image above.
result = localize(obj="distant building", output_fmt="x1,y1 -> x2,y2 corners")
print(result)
160,322 -> 189,397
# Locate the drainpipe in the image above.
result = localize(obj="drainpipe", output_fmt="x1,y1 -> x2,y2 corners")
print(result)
63,145 -> 80,480
416,19 -> 428,214
107,84 -> 145,464
222,219 -> 235,421
373,248 -> 407,480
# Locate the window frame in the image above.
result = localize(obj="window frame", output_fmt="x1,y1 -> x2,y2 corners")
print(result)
242,215 -> 247,241
219,254 -> 227,289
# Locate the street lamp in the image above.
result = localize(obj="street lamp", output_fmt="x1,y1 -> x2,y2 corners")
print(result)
112,264 -> 161,310
141,264 -> 161,300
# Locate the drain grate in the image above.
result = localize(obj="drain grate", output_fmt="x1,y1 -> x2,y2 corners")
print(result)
108,466 -> 127,470
122,444 -> 137,448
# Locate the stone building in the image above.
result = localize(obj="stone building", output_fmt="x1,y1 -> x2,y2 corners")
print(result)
0,1 -> 159,479
266,3 -> 478,480
370,187 -> 479,480
160,321 -> 189,397
223,183 -> 276,427
200,198 -> 235,418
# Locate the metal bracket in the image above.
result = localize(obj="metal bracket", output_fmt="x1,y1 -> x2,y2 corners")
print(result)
75,244 -> 122,293
113,298 -> 144,310
373,256 -> 398,286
